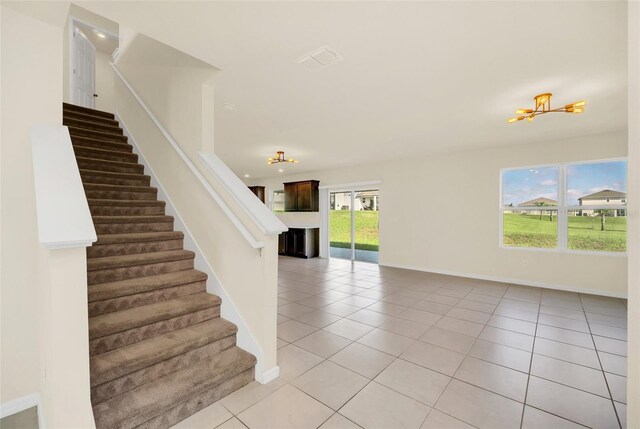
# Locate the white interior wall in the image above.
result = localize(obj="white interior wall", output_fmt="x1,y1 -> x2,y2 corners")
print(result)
250,130 -> 628,297
1,0 -> 68,406
95,50 -> 115,112
115,33 -> 217,160
626,0 -> 639,424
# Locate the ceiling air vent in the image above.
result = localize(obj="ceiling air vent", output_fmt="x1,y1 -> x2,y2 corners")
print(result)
296,46 -> 343,70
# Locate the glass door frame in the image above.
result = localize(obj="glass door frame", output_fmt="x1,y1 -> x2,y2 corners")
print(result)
319,180 -> 382,261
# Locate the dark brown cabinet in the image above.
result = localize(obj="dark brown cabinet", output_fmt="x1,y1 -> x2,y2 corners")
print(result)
278,228 -> 319,258
284,180 -> 319,212
248,186 -> 265,203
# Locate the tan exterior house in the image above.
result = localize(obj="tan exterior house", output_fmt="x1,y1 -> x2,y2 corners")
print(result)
578,189 -> 627,216
504,197 -> 558,214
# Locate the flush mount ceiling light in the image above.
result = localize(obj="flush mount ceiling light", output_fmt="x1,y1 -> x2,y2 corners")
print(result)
268,151 -> 298,165
508,93 -> 586,123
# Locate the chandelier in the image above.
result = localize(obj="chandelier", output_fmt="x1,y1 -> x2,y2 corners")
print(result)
508,93 -> 586,123
267,151 -> 298,165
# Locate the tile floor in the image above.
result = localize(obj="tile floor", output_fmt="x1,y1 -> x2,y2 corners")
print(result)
173,257 -> 628,429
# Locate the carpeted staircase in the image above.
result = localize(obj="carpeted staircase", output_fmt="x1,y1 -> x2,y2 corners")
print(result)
63,102 -> 256,429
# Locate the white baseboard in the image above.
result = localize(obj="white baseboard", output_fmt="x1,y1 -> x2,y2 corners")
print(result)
117,114 -> 276,383
255,366 -> 280,384
0,393 -> 44,428
380,262 -> 627,299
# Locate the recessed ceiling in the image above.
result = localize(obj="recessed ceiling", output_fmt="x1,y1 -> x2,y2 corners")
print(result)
78,1 -> 627,179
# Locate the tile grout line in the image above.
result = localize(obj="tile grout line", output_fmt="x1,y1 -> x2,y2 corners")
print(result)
426,283 -> 507,429
518,293 -> 541,429
579,293 -> 623,429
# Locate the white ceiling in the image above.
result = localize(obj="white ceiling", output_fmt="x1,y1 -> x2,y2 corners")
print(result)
79,1 -> 628,179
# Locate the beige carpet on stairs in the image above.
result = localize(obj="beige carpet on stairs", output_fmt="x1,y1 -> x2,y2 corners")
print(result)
63,102 -> 256,429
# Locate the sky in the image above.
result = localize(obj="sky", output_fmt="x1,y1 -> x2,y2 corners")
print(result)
502,160 -> 627,207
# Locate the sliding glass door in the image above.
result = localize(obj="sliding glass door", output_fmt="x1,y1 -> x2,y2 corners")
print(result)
354,189 -> 379,263
329,189 -> 379,263
329,191 -> 353,260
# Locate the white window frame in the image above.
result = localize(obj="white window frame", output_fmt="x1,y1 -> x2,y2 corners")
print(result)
499,157 -> 627,256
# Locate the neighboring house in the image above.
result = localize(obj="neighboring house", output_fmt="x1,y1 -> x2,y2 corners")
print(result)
330,191 -> 379,211
578,189 -> 627,216
518,197 -> 558,207
505,197 -> 557,214
356,191 -> 379,211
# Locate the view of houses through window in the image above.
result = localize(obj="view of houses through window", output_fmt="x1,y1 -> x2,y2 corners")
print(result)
329,189 -> 380,263
502,159 -> 627,252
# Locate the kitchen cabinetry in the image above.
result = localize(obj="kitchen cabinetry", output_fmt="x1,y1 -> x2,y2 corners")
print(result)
248,186 -> 265,203
278,228 -> 319,258
284,180 -> 319,212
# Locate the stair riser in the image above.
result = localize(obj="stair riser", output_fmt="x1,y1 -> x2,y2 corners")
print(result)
90,306 -> 219,356
89,205 -> 165,216
93,221 -> 173,235
77,159 -> 144,174
88,258 -> 193,285
69,127 -> 128,143
64,111 -> 119,127
81,173 -> 150,187
74,148 -> 138,163
91,334 -> 236,404
88,280 -> 205,317
63,104 -> 115,119
64,118 -> 123,134
136,368 -> 254,429
88,238 -> 183,259
85,189 -> 158,201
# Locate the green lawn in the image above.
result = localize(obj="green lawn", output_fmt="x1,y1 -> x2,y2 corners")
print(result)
567,215 -> 626,252
503,213 -> 626,252
330,210 -> 379,251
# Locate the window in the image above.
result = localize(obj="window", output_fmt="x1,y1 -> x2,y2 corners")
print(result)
566,160 -> 627,253
271,190 -> 285,212
502,166 -> 559,249
501,159 -> 627,253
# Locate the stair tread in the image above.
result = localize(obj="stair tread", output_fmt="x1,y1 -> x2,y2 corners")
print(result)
64,110 -> 119,125
89,270 -> 207,303
65,118 -> 122,134
63,103 -> 115,119
71,136 -> 132,151
76,156 -> 141,167
91,215 -> 173,224
92,346 -> 255,429
68,125 -> 126,140
75,145 -> 136,158
88,199 -> 165,207
89,292 -> 220,340
94,231 -> 184,244
91,318 -> 237,387
84,183 -> 157,193
88,249 -> 193,271
80,169 -> 149,180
